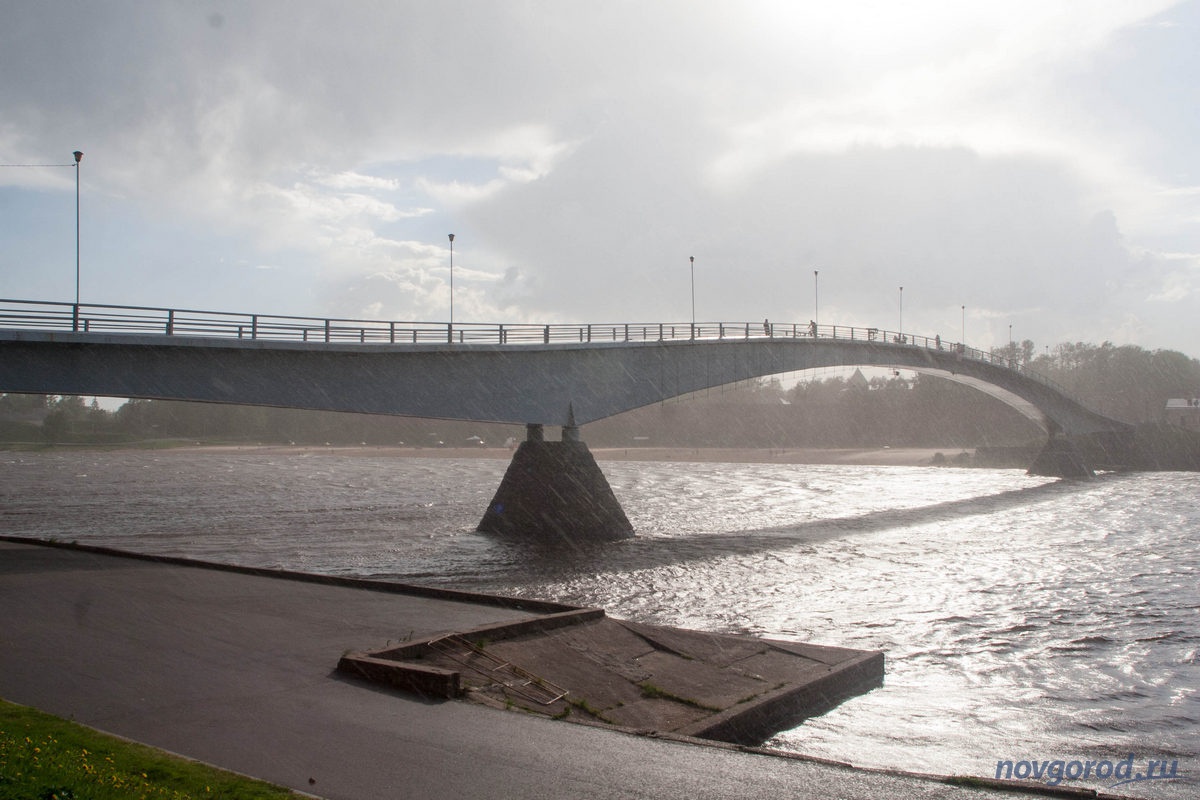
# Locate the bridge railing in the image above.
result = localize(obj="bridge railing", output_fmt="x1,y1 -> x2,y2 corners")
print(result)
0,298 -> 1067,394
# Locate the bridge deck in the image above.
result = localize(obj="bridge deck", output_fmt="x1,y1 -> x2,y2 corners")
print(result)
0,298 -> 1127,436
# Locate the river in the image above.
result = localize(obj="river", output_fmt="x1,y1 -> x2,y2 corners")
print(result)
1,449 -> 1195,798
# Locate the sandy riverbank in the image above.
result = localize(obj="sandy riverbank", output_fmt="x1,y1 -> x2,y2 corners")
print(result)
173,443 -> 969,467
592,446 -> 970,466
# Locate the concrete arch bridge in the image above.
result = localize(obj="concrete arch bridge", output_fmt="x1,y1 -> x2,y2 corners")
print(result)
0,300 -> 1133,542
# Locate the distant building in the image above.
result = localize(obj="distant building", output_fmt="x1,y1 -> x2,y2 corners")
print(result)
1165,398 -> 1200,429
847,368 -> 870,391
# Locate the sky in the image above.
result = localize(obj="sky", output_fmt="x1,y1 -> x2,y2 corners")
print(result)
3,1 -> 1199,358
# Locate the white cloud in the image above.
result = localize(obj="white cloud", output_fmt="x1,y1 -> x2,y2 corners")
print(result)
315,171 -> 400,191
417,177 -> 509,205
2,0 -> 1198,354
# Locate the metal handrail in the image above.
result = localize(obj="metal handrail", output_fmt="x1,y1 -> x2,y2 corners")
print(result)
0,297 -> 1069,395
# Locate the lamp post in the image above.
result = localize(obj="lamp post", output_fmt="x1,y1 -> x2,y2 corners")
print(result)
814,269 -> 819,327
73,150 -> 82,330
448,233 -> 455,332
689,255 -> 695,337
961,304 -> 965,345
898,286 -> 903,341
1,152 -> 84,327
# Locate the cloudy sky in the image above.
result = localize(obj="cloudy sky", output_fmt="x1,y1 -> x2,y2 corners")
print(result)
3,1 -> 1199,357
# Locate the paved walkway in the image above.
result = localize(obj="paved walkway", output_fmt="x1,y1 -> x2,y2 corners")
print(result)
0,540 -> 1091,799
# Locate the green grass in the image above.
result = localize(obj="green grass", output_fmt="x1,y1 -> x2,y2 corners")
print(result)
0,700 -> 303,800
565,697 -> 614,724
637,682 -> 721,712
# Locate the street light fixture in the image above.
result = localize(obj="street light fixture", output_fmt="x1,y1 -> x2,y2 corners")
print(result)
73,150 -> 82,330
0,151 -> 84,328
898,286 -> 903,341
689,256 -> 695,337
961,305 -> 965,345
814,269 -> 819,327
448,233 -> 455,331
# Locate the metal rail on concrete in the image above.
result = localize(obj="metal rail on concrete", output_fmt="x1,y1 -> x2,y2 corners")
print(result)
0,298 -> 1067,393
426,633 -> 567,706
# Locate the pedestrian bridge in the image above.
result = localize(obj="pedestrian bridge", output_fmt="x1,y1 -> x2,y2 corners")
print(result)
0,299 -> 1125,437
0,299 -> 1133,541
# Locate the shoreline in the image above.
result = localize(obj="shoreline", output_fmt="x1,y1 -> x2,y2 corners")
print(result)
592,446 -> 971,466
152,443 -> 972,467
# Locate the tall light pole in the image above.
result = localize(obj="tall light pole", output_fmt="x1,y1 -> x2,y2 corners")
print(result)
1,152 -> 83,327
448,233 -> 455,329
813,269 -> 819,327
961,304 -> 965,344
689,256 -> 695,336
73,150 -> 83,330
898,286 -> 903,341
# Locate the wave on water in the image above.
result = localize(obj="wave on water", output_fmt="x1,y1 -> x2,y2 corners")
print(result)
2,451 -> 1196,798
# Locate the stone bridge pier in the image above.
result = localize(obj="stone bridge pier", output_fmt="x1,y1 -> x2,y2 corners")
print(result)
1028,435 -> 1094,478
477,414 -> 633,542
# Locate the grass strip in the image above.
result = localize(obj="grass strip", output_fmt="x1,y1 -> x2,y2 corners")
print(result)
0,699 -> 304,799
637,682 -> 722,712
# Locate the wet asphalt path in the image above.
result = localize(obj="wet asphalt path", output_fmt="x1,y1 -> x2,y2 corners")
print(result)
0,540 -> 1094,799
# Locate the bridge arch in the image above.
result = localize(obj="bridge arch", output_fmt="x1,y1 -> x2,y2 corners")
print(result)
0,330 -> 1127,439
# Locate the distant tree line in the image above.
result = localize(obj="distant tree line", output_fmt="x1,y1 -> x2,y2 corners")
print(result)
0,393 -> 524,448
1024,341 -> 1200,422
585,371 -> 1035,449
589,341 -> 1200,449
0,394 -> 116,443
2,341 -> 1198,449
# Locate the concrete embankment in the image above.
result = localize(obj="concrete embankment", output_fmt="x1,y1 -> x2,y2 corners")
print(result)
340,610 -> 883,746
0,538 -> 1114,800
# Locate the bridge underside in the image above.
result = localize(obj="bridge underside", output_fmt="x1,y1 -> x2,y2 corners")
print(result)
0,330 -> 1127,436
0,331 -> 1133,540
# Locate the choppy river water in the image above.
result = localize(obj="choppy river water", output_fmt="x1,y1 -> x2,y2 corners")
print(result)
1,450 -> 1196,797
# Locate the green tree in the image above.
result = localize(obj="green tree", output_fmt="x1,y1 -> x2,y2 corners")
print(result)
0,393 -> 50,414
